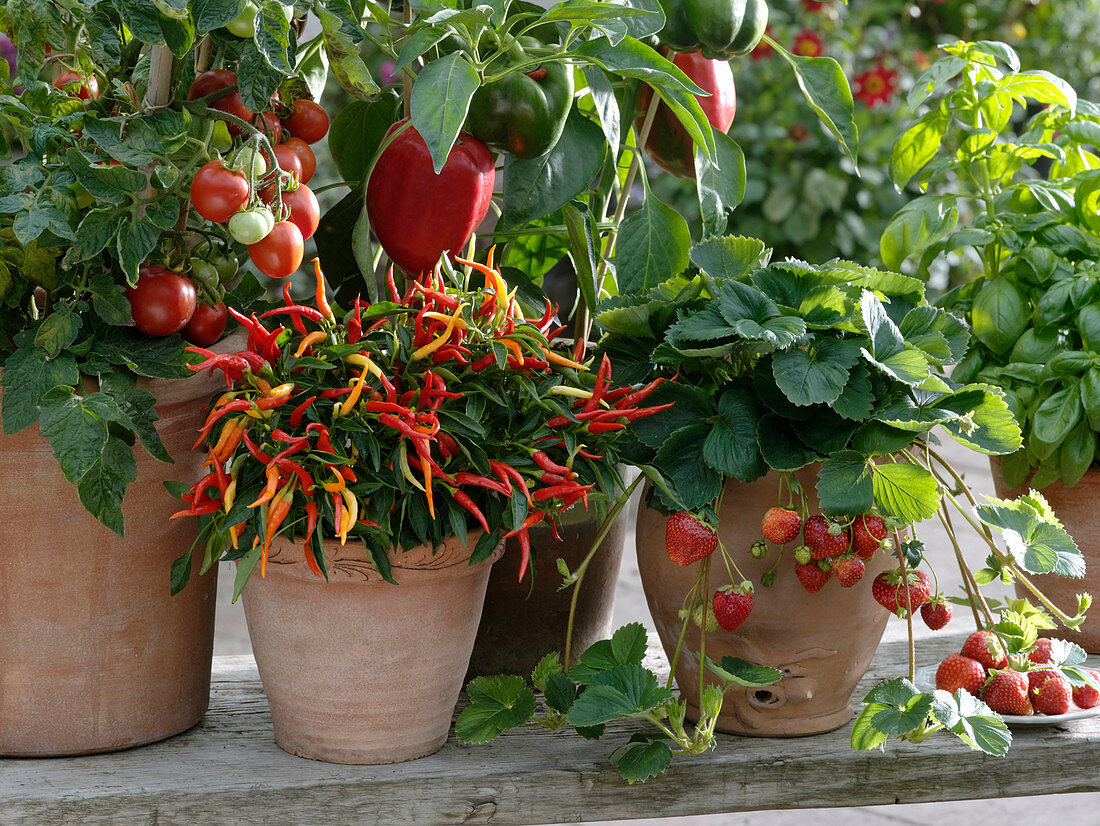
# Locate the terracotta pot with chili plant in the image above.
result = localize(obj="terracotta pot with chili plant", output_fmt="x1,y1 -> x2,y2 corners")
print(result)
174,256 -> 668,764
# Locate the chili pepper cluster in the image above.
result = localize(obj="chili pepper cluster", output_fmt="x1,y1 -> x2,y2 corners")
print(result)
173,256 -> 670,592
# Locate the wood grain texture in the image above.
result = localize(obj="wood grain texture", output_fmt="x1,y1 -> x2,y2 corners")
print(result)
3,634 -> 1099,826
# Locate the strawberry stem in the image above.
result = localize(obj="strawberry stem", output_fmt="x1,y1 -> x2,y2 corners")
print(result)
698,555 -> 711,708
893,528 -> 916,683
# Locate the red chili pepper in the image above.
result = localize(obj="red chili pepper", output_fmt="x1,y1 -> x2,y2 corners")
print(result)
454,472 -> 510,495
546,325 -> 567,341
284,283 -> 307,335
506,355 -> 549,371
348,297 -> 363,344
515,527 -> 531,581
546,519 -> 563,542
260,304 -> 324,324
536,298 -> 555,332
623,402 -> 674,421
386,265 -> 401,303
319,387 -> 355,399
532,450 -> 571,475
615,377 -> 666,409
575,448 -> 604,461
289,395 -> 317,428
583,354 -> 611,413
437,432 -> 459,460
469,353 -> 496,372
304,499 -> 318,543
490,461 -> 532,505
338,466 -> 357,482
242,431 -> 273,464
379,412 -> 430,440
255,394 -> 291,410
364,400 -> 417,419
278,459 -> 315,494
193,399 -> 253,447
534,482 -> 594,502
414,281 -> 461,312
306,423 -> 336,454
431,345 -> 469,365
187,351 -> 252,387
486,461 -> 514,494
539,471 -> 570,485
587,421 -> 626,433
332,490 -> 343,539
453,490 -> 489,533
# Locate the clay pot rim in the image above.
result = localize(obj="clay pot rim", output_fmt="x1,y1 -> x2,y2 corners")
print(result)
258,532 -> 505,585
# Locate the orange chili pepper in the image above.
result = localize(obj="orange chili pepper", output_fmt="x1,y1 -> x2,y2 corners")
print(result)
322,466 -> 346,493
410,302 -> 465,362
248,463 -> 282,508
499,338 -> 524,366
540,346 -> 588,371
293,330 -> 327,358
314,258 -> 333,319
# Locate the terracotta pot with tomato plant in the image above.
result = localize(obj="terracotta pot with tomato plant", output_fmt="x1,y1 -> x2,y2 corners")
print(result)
175,257 -> 669,764
0,1 -> 372,755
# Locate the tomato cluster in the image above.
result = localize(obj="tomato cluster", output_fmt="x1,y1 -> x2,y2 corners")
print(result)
186,69 -> 328,281
124,265 -> 227,346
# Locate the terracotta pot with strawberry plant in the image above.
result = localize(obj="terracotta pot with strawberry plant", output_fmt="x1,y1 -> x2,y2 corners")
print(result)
590,241 -> 1090,753
175,257 -> 669,764
885,41 -> 1100,651
0,1 -> 383,755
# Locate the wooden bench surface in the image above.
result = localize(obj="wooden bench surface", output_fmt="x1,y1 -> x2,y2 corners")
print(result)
3,631 -> 1099,825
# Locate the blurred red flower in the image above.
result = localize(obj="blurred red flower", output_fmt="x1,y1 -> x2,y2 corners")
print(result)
853,63 -> 899,107
792,29 -> 824,58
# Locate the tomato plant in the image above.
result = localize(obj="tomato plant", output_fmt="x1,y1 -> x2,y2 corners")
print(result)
181,302 -> 228,347
124,266 -> 198,336
277,137 -> 316,183
53,69 -> 97,99
282,99 -> 329,144
189,161 -> 250,223
248,220 -> 304,279
263,183 -> 319,241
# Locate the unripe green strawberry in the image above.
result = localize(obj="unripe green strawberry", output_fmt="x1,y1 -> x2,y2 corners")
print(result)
794,545 -> 812,565
749,539 -> 769,559
679,602 -> 719,633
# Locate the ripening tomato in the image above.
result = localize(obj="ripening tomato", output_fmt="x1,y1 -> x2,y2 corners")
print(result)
282,99 -> 329,144
188,70 -> 252,136
181,301 -> 228,346
125,265 -> 197,336
190,160 -> 249,223
275,137 -> 316,183
260,109 -> 283,145
53,70 -> 98,100
261,182 -> 320,240
248,221 -> 304,279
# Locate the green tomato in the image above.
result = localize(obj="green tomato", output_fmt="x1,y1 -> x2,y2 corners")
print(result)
232,144 -> 268,179
228,206 -> 275,245
226,1 -> 258,37
190,259 -> 219,290
211,252 -> 239,284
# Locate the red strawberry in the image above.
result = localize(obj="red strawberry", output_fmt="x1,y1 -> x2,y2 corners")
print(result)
935,654 -> 986,696
803,514 -> 850,560
1028,668 -> 1059,693
665,511 -> 718,566
982,669 -> 1033,716
1031,671 -> 1072,715
920,598 -> 952,631
852,514 -> 888,559
1073,671 -> 1100,709
795,561 -> 830,593
832,554 -> 865,588
712,584 -> 754,632
960,630 -> 1009,670
761,507 -> 801,545
871,569 -> 931,617
1028,637 -> 1054,665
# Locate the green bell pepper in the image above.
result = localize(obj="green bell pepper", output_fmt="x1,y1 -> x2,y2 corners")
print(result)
657,0 -> 769,59
466,38 -> 574,160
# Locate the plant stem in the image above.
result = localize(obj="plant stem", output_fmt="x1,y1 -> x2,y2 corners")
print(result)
893,529 -> 916,683
403,1 -> 413,119
698,555 -> 711,706
562,474 -> 642,667
1011,565 -> 1083,627
937,504 -> 994,629
666,577 -> 697,692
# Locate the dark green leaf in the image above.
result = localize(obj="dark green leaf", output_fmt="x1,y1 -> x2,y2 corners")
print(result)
0,345 -> 79,433
756,413 -> 822,471
971,279 -> 1028,357
690,235 -> 766,280
455,675 -> 537,743
328,94 -> 401,184
77,435 -> 137,536
771,337 -> 860,407
705,656 -> 781,687
609,735 -> 673,784
36,388 -> 114,483
410,52 -> 480,173
615,191 -> 691,295
567,664 -> 673,727
702,385 -> 765,482
653,423 -> 723,510
545,673 -> 578,714
816,451 -> 873,515
34,303 -> 81,358
695,131 -> 746,237
254,0 -> 293,73
770,43 -> 857,166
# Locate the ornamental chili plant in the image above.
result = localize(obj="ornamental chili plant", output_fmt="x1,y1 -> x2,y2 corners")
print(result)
172,258 -> 670,598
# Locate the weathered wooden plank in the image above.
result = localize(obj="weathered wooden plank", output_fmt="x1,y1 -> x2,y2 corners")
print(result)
2,633 -> 1098,826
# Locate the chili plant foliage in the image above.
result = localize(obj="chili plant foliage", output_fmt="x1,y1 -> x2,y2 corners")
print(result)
885,40 -> 1100,489
175,258 -> 668,597
0,0 -> 375,532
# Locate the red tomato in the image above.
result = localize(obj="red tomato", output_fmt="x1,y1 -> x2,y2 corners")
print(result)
53,70 -> 98,100
637,51 -> 736,179
181,302 -> 228,346
282,99 -> 329,144
188,69 -> 252,136
125,266 -> 197,336
261,182 -> 320,240
276,137 -> 316,183
366,120 -> 495,275
249,221 -> 304,279
190,160 -> 250,223
260,109 -> 283,145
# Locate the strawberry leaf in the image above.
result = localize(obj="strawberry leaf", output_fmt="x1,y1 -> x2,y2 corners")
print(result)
566,665 -> 673,727
455,676 -> 537,744
931,689 -> 1011,756
871,462 -> 941,523
870,693 -> 935,736
704,655 -> 782,688
862,677 -> 919,706
570,623 -> 648,684
850,703 -> 891,751
608,733 -> 673,784
976,494 -> 1083,577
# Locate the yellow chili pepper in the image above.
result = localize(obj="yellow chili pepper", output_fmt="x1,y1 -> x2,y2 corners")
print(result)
398,441 -> 425,492
266,382 -> 294,399
293,330 -> 327,358
423,311 -> 469,330
338,487 -> 358,544
549,386 -> 594,399
541,346 -> 589,371
345,352 -> 384,380
411,302 -> 466,361
223,477 -> 238,512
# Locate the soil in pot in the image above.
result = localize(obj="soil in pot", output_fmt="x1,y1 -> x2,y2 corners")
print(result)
467,506 -> 628,678
636,467 -> 895,737
242,533 -> 505,764
991,457 -> 1100,652
0,369 -> 223,756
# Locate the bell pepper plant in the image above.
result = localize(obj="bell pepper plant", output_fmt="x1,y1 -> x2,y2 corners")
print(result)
174,257 -> 670,598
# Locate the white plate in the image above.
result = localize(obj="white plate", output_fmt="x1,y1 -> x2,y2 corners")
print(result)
914,665 -> 1100,726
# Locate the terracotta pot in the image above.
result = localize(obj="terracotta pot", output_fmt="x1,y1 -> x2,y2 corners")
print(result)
636,467 -> 895,737
242,533 -> 504,764
468,506 -> 628,677
990,457 -> 1100,652
0,366 -> 224,756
